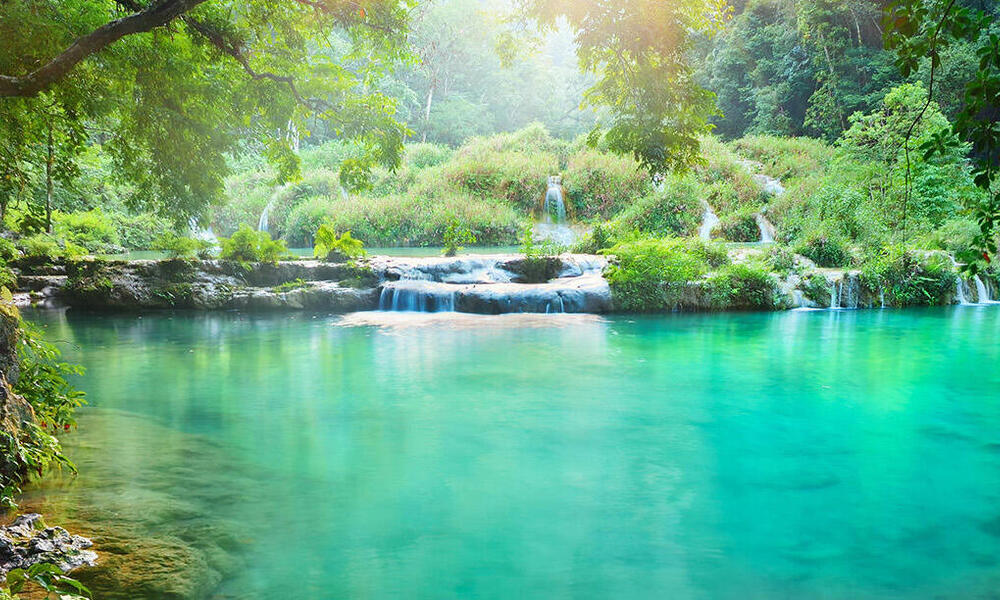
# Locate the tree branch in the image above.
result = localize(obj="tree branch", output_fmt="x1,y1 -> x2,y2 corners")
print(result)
0,0 -> 210,98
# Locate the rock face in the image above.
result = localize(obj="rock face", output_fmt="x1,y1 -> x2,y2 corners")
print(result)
0,514 -> 97,577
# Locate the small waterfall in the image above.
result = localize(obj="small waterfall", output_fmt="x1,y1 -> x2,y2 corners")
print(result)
699,203 -> 720,241
955,276 -> 972,305
755,213 -> 775,244
879,287 -> 886,309
257,199 -> 275,234
830,279 -> 840,309
973,275 -> 991,303
543,176 -> 567,223
843,273 -> 860,309
752,173 -> 786,197
379,281 -> 457,312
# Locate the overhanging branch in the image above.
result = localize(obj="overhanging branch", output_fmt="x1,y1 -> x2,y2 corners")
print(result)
0,0 -> 210,98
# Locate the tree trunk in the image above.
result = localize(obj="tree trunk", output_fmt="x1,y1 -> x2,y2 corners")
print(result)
422,84 -> 435,143
45,123 -> 54,234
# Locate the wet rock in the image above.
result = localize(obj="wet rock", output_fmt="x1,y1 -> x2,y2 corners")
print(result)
0,514 -> 97,576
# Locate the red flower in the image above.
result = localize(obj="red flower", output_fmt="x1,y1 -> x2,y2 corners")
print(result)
984,252 -> 992,264
41,422 -> 46,428
64,424 -> 70,431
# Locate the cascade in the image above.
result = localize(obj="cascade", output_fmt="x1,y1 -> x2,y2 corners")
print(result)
843,273 -> 860,309
973,275 -> 992,303
830,278 -> 840,309
543,176 -> 567,223
379,281 -> 457,312
188,217 -> 218,245
699,203 -> 720,241
879,287 -> 886,309
955,276 -> 972,305
258,199 -> 275,234
755,213 -> 776,244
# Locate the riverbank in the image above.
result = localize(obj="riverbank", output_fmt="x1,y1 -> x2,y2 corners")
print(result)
11,246 -> 998,315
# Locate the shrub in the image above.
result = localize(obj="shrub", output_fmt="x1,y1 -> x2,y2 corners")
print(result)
717,209 -> 760,242
219,225 -> 289,264
516,226 -> 566,283
799,272 -> 833,305
405,143 -> 453,169
686,238 -> 731,269
19,235 -> 63,263
613,173 -> 701,237
795,230 -> 853,267
603,238 -> 709,312
0,267 -> 15,291
313,225 -> 365,261
563,149 -> 651,219
766,245 -> 797,275
705,263 -> 779,310
152,232 -> 212,260
0,238 -> 19,262
860,246 -> 955,307
443,219 -> 476,257
53,210 -> 121,253
111,212 -> 172,250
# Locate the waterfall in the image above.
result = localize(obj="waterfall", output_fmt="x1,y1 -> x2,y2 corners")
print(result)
830,279 -> 840,309
955,276 -> 972,305
752,173 -> 786,197
843,273 -> 860,309
879,287 -> 886,309
973,275 -> 992,303
379,281 -> 457,313
257,199 -> 275,234
543,176 -> 567,224
755,213 -> 775,244
699,203 -> 720,241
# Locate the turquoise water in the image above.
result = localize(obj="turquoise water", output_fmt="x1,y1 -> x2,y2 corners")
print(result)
19,307 -> 1000,599
100,246 -> 520,260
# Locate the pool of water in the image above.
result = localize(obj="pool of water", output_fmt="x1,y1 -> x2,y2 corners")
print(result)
18,306 -> 1000,599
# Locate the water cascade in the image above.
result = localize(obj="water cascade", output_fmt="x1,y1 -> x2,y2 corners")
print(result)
830,278 -> 841,309
699,203 -> 720,241
374,255 -> 611,315
973,275 -> 993,303
955,276 -> 972,305
534,176 -> 579,247
258,199 -> 275,234
755,213 -> 776,244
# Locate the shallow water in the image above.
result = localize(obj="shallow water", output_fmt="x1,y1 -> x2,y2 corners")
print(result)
19,306 -> 1000,599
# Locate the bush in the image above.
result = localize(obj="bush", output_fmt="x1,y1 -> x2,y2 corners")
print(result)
53,210 -> 121,253
111,212 -> 173,250
219,225 -> 289,264
716,209 -> 760,242
405,143 -> 453,169
563,149 -> 651,219
0,238 -> 19,263
152,232 -> 212,260
705,263 -> 779,310
765,245 -> 797,275
18,235 -> 63,263
516,225 -> 566,283
860,246 -> 955,307
313,225 -> 365,261
443,219 -> 476,257
0,267 -> 15,291
795,230 -> 853,267
603,238 -> 709,312
612,173 -> 701,237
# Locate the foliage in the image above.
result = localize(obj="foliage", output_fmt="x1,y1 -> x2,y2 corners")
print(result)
52,210 -> 119,254
0,238 -> 18,263
716,209 -> 760,242
885,0 -> 1000,264
0,0 -> 413,224
705,263 -> 779,310
152,232 -> 213,260
860,246 -> 956,307
765,245 -> 797,275
795,230 -> 853,268
313,226 -> 365,261
562,150 -> 651,219
272,279 -> 310,294
5,562 -> 90,599
17,235 -> 63,264
611,173 -> 702,237
523,0 -> 728,175
218,225 -> 288,265
603,238 -> 710,312
442,219 -> 477,257
16,321 -> 87,429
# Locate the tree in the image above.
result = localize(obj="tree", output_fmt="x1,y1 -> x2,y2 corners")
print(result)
0,0 -> 414,225
885,0 -> 1000,265
516,0 -> 731,175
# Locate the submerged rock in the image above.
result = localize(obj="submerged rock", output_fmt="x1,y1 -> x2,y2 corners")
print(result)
0,513 -> 97,576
